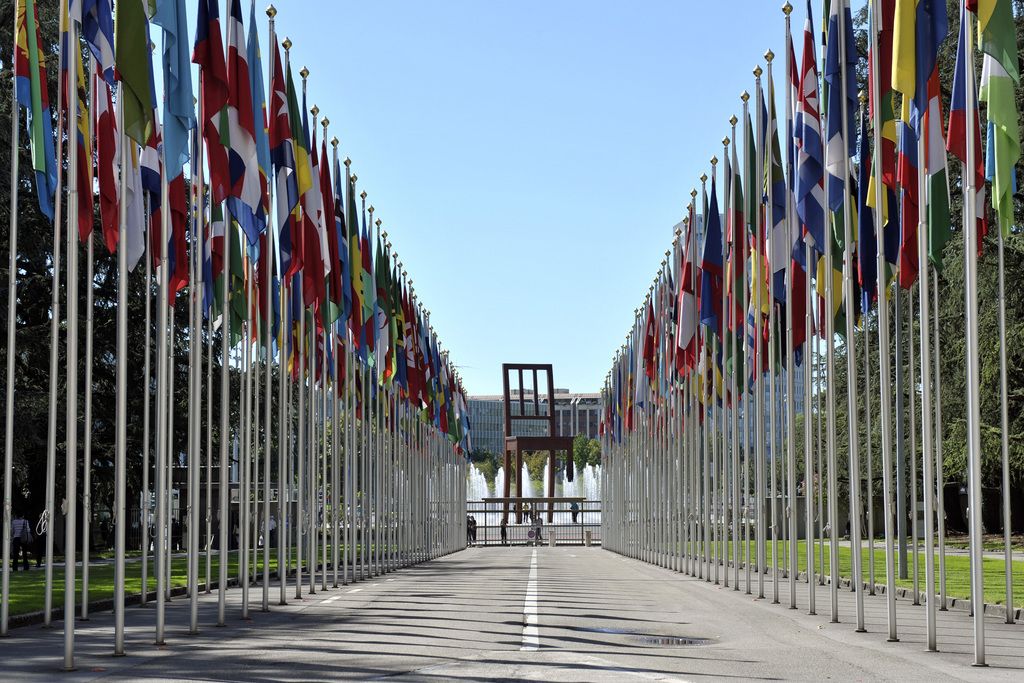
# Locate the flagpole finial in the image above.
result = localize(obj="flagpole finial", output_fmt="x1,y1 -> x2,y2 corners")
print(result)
675,228 -> 682,237
368,204 -> 374,214
360,191 -> 367,200
740,91 -> 749,103
282,38 -> 292,51
782,2 -> 793,16
729,114 -> 738,126
352,174 -> 358,183
267,5 -> 277,18
723,136 -> 730,147
331,137 -> 339,148
380,227 -> 386,236
700,173 -> 708,184
858,90 -> 867,104
753,65 -> 762,78
321,117 -> 330,129
344,157 -> 351,167
690,188 -> 698,199
300,67 -> 310,80
764,50 -> 774,63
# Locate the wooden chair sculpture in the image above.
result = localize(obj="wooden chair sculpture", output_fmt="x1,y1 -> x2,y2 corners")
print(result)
501,363 -> 574,523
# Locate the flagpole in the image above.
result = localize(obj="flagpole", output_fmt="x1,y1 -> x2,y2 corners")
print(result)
932,267 -> 946,610
1,0 -> 25,638
81,55 -> 96,624
217,173 -> 231,629
112,77 -> 129,657
781,4 -> 799,610
868,0 -> 898,643
154,130 -> 172,647
726,124 -> 740,592
764,52 -> 781,607
40,0 -> 69,632
915,89 -> 938,650
141,189 -> 153,608
190,121 -> 205,634
263,5 -> 277,613
834,0 -> 864,632
960,5 -> 986,664
63,9 -> 82,667
804,236 -> 815,615
996,232 -> 1012,623
752,65 -> 768,601
739,90 -> 752,594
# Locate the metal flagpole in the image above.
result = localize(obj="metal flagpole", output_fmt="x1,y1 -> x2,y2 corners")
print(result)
765,52 -> 780,606
241,251 -> 253,619
996,232 -> 1013,623
932,268 -> 946,610
804,237 -> 815,615
740,90 -> 752,594
0,0 -> 23,634
907,286 -> 919,603
753,65 -> 767,601
263,8 -> 276,612
868,0 -> 898,642
63,10 -> 82,665
154,130 -> 172,646
81,53 -> 96,622
165,291 -> 177,604
726,124 -> 740,591
895,267 -> 907,581
915,101 -> 937,650
39,0 -> 69,633
217,183 -> 231,626
113,77 -> 129,657
781,6 -> 799,608
835,1 -> 864,631
190,121 -> 205,633
206,281 -> 214,594
960,6 -> 986,664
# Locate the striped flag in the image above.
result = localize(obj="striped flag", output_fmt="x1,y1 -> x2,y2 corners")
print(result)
225,0 -> 264,244
823,0 -> 857,212
947,0 -> 989,252
193,0 -> 230,203
270,41 -> 298,276
795,0 -> 826,255
94,63 -> 119,254
15,0 -> 57,221
76,0 -> 115,86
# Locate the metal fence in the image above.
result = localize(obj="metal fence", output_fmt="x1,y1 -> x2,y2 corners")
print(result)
465,500 -> 601,546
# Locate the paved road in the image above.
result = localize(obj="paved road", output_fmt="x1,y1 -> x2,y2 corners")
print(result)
2,547 -> 1022,681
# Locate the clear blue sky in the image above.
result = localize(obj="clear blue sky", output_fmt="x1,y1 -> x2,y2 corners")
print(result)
212,0 -> 813,395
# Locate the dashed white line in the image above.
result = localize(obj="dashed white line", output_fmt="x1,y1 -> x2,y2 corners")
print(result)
386,578 -> 395,582
347,588 -> 363,593
521,549 -> 539,651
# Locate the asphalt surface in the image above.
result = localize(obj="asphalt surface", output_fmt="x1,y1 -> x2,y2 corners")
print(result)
1,546 -> 1022,681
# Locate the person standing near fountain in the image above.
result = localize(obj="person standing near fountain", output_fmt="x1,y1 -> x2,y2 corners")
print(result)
500,517 -> 508,545
571,501 -> 580,524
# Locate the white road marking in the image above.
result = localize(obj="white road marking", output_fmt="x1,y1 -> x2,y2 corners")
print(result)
521,549 -> 539,651
348,588 -> 363,593
386,578 -> 395,582
319,595 -> 341,604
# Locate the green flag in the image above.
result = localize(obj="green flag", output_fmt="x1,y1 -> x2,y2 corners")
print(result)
114,0 -> 155,145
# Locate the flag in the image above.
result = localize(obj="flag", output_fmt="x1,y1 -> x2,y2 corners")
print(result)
857,112 -> 878,313
823,0 -> 857,211
114,0 -> 155,145
973,0 -> 1019,81
125,143 -> 146,271
299,89 -> 326,309
224,0 -> 264,244
15,0 -> 57,221
285,59 -> 310,275
896,97 -> 919,288
77,0 -> 115,86
923,71 -> 951,267
347,170 -> 364,346
152,0 -> 195,180
795,0 -> 827,255
764,66 -> 788,303
62,13 -> 94,241
675,205 -> 699,376
193,0 -> 230,202
700,175 -> 724,334
334,155 -> 352,326
269,40 -> 298,276
870,0 -> 898,190
976,0 -> 1020,238
167,174 -> 190,301
95,64 -> 119,253
947,1 -> 989,251
247,0 -> 271,221
322,138 -> 343,325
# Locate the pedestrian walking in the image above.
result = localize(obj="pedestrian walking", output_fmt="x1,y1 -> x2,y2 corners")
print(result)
570,501 -> 580,524
11,511 -> 33,571
500,517 -> 508,545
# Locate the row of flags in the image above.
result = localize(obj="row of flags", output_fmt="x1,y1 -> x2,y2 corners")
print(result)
601,0 -> 1019,442
12,0 -> 472,451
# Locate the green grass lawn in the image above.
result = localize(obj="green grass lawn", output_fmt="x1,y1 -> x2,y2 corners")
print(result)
683,539 -> 1024,608
4,544 -> 382,618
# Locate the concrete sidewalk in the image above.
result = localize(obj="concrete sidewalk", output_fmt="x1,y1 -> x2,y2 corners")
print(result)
0,547 -> 1021,681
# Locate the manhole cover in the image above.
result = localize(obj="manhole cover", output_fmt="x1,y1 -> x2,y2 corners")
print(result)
632,636 -> 712,647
